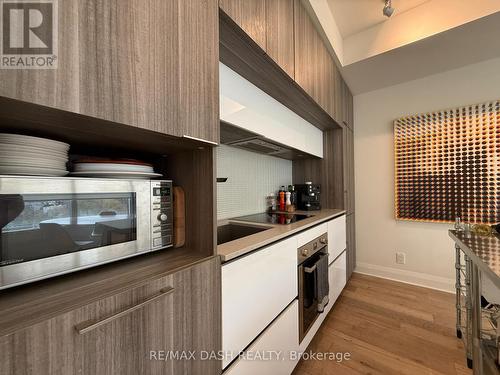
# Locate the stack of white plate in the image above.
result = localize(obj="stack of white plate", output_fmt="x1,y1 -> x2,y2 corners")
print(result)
0,134 -> 69,176
71,159 -> 162,179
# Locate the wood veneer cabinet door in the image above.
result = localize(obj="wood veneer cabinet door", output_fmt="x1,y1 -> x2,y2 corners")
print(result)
0,257 -> 221,375
294,0 -> 318,107
293,0 -> 335,119
266,0 -> 295,78
347,87 -> 354,130
0,0 -> 219,144
219,0 -> 267,50
341,124 -> 355,213
334,67 -> 343,124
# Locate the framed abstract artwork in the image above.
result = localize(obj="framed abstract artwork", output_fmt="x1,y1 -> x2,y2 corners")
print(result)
394,100 -> 499,224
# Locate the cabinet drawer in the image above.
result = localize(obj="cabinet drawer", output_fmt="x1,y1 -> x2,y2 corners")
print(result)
222,236 -> 297,369
328,215 -> 346,262
329,250 -> 347,306
224,300 -> 299,375
0,257 -> 221,375
296,223 -> 327,247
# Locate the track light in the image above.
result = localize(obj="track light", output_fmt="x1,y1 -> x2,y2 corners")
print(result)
383,0 -> 395,17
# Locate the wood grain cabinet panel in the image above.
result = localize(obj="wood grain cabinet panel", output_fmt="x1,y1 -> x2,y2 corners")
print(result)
0,257 -> 221,375
342,126 -> 355,214
265,0 -> 295,78
293,0 -> 336,120
219,0 -> 267,50
0,0 -> 219,144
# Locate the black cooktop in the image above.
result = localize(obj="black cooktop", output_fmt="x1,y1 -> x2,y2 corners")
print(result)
233,212 -> 313,225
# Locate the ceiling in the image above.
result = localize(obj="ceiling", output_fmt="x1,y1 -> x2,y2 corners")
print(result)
327,0 -> 430,38
310,0 -> 500,94
341,11 -> 500,94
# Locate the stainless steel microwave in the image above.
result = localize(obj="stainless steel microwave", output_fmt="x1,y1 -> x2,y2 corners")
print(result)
0,176 -> 173,290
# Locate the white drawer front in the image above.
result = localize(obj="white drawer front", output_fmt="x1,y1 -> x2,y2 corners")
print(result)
224,300 -> 299,375
329,250 -> 347,306
296,223 -> 327,248
328,215 -> 346,262
222,236 -> 298,369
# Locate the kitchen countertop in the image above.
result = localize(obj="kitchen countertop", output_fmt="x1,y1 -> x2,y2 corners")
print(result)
449,229 -> 500,289
217,209 -> 346,262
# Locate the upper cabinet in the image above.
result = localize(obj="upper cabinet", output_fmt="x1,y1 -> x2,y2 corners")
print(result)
220,0 -> 295,79
220,0 -> 352,130
265,0 -> 295,78
294,0 -> 337,122
219,0 -> 267,50
0,0 -> 220,144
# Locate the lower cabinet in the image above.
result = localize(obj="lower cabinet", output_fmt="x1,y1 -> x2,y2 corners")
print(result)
221,236 -> 298,369
329,251 -> 347,305
224,300 -> 299,375
327,215 -> 346,261
0,257 -> 221,375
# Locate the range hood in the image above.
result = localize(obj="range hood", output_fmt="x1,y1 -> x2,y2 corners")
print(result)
220,121 -> 314,160
219,63 -> 324,159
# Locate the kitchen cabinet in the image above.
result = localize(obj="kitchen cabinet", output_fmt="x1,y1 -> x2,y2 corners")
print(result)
266,0 -> 295,78
0,0 -> 219,144
341,78 -> 354,129
0,257 -> 221,375
221,236 -> 297,369
346,213 -> 356,278
219,0 -> 267,50
293,0 -> 336,121
328,215 -> 347,262
296,222 -> 328,247
220,0 -> 294,79
329,251 -> 347,306
224,300 -> 299,375
343,126 -> 355,215
219,62 -> 324,158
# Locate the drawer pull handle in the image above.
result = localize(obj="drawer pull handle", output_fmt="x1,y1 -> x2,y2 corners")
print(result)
75,287 -> 174,335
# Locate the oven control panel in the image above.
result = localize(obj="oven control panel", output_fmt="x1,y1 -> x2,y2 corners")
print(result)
151,180 -> 173,249
297,233 -> 328,264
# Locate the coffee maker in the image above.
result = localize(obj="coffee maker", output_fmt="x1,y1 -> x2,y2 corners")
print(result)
295,182 -> 321,211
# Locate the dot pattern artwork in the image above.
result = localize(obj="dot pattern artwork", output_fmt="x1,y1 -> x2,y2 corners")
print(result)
394,101 -> 500,224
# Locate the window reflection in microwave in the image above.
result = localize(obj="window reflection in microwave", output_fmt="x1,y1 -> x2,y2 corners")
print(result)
0,193 -> 137,266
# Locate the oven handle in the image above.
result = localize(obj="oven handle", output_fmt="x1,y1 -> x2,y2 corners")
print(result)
304,264 -> 317,273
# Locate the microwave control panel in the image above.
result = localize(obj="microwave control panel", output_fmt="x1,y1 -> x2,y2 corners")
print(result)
151,180 -> 173,249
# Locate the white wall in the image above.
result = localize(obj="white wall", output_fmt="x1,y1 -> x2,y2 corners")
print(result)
354,57 -> 500,292
217,145 -> 292,220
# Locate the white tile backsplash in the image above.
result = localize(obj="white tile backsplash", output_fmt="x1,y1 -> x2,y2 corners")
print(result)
216,145 -> 292,219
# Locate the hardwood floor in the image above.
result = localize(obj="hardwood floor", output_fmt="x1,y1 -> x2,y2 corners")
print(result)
292,273 -> 471,375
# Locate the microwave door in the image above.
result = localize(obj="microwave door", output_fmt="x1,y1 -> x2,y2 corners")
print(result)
0,178 -> 151,289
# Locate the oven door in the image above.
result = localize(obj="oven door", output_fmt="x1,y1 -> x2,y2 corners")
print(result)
299,251 -> 322,341
0,177 -> 151,289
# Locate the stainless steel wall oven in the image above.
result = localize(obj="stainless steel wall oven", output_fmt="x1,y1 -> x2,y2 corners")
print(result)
298,233 -> 329,342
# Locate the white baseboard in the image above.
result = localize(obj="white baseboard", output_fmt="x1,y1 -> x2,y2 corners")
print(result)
354,262 -> 455,293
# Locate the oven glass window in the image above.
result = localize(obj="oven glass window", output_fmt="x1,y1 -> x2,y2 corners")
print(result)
0,193 -> 137,267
